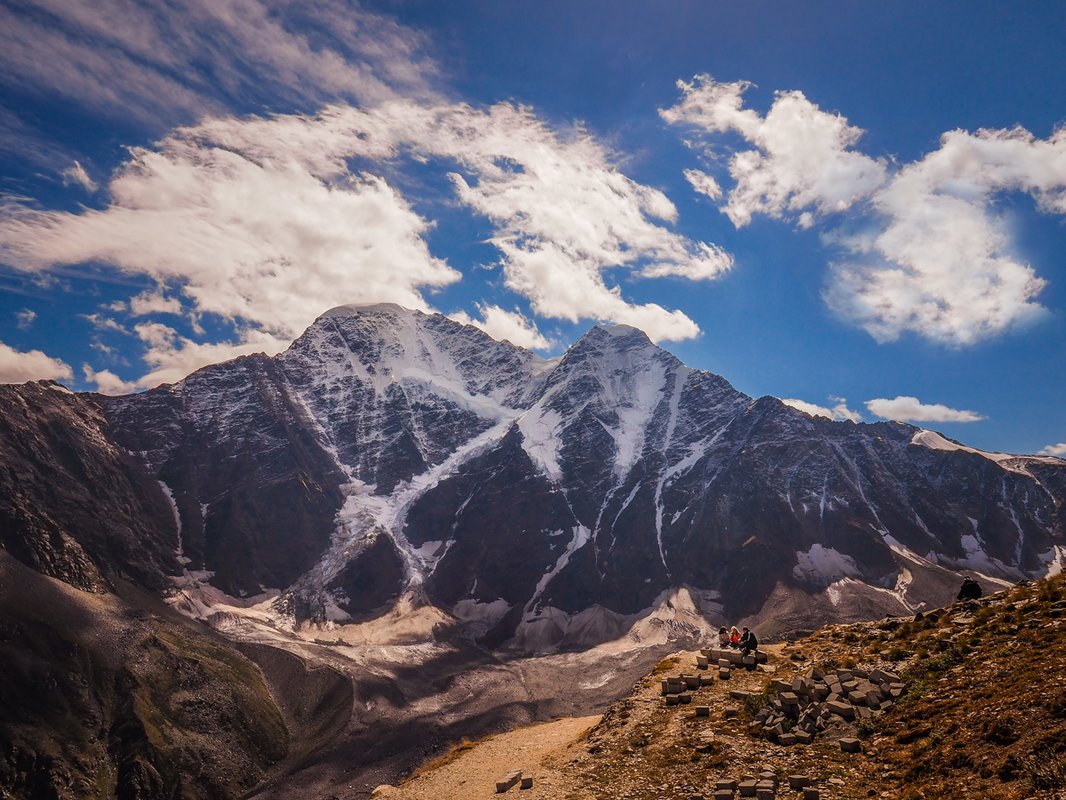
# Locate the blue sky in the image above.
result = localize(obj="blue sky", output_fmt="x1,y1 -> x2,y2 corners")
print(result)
0,1 -> 1064,456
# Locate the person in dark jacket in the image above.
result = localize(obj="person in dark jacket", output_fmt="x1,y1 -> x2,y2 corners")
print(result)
957,577 -> 982,601
739,626 -> 759,657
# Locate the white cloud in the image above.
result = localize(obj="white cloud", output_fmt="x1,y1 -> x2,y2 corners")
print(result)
683,169 -> 723,202
665,77 -> 1062,346
128,289 -> 183,317
865,395 -> 985,423
662,75 -> 888,227
825,128 -> 1058,345
82,364 -> 136,395
61,160 -> 97,192
0,98 -> 731,351
780,396 -> 862,423
450,304 -> 552,351
1038,443 -> 1066,457
15,309 -> 37,330
0,341 -> 73,383
133,322 -> 289,388
0,0 -> 439,131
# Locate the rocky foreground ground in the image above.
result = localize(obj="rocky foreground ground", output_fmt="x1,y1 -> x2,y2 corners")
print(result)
373,573 -> 1066,800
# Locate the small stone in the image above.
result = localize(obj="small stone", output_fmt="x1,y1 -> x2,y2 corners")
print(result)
839,737 -> 862,753
520,776 -> 533,790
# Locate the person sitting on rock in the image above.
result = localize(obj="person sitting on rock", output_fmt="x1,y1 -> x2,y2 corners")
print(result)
717,626 -> 730,647
729,625 -> 741,648
739,626 -> 759,657
957,576 -> 982,601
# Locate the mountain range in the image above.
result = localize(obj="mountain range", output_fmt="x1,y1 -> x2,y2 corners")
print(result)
4,303 -> 1064,650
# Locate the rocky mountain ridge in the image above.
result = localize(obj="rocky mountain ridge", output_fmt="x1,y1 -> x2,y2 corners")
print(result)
2,303 -> 1065,651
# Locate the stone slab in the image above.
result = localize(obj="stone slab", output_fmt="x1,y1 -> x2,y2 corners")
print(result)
496,770 -> 522,793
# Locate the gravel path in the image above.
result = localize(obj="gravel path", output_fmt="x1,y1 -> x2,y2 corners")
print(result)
372,715 -> 601,799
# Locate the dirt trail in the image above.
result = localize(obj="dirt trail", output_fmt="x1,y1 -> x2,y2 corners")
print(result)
372,715 -> 601,799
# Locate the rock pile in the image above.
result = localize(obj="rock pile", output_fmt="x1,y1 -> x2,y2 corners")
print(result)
705,772 -> 820,799
748,667 -> 904,746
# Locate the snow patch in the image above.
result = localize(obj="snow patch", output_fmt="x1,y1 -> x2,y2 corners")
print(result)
792,544 -> 862,586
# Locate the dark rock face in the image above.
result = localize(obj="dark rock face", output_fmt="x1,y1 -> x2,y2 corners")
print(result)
1,304 -> 1064,647
103,355 -> 349,597
0,553 -> 293,800
0,381 -> 179,592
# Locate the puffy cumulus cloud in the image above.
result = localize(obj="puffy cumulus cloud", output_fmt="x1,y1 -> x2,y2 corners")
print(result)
665,77 -> 1064,346
865,395 -> 985,423
82,364 -> 137,395
825,128 -> 1058,345
61,160 -> 97,193
0,98 -> 729,351
133,322 -> 289,388
780,396 -> 862,423
1038,443 -> 1066,457
0,0 -> 439,131
0,341 -> 73,383
662,75 -> 888,228
450,304 -> 552,351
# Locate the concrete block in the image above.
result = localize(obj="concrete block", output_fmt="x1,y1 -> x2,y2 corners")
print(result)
661,678 -> 670,695
697,655 -> 710,669
788,776 -> 811,789
779,692 -> 799,706
793,730 -> 813,744
880,669 -> 901,683
496,770 -> 522,793
678,693 -> 692,704
826,701 -> 855,720
777,732 -> 796,745
713,792 -> 734,800
839,737 -> 861,753
696,705 -> 710,717
847,690 -> 867,704
738,780 -> 757,797
755,791 -> 774,800
685,674 -> 702,690
756,779 -> 776,790
719,658 -> 732,668
701,674 -> 716,686
755,650 -> 768,664
730,689 -> 753,700
803,790 -> 820,800
772,679 -> 791,692
742,655 -> 756,666
520,776 -> 533,790
719,668 -> 731,680
665,695 -> 680,706
724,706 -> 739,718
715,779 -> 738,790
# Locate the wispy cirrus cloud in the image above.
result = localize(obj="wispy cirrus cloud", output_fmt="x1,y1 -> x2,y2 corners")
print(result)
866,395 -> 984,423
0,340 -> 73,383
663,76 -> 1061,346
0,0 -> 440,129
